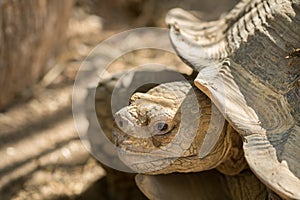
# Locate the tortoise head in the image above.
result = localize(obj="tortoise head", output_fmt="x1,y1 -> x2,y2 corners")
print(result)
113,81 -> 234,174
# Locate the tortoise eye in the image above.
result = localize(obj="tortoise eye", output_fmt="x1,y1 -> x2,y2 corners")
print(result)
154,122 -> 169,133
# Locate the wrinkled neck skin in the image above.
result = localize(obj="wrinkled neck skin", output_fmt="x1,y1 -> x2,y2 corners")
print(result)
147,122 -> 247,176
216,125 -> 248,175
113,81 -> 247,175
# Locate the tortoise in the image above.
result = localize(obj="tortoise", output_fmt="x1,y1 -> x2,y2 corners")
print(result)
112,0 -> 300,199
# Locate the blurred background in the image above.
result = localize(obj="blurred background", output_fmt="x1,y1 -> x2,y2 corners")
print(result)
0,0 -> 238,199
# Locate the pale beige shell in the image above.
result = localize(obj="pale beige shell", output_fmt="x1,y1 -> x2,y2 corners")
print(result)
166,0 -> 300,199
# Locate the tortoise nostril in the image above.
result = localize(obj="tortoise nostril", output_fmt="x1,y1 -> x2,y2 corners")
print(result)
115,112 -> 127,130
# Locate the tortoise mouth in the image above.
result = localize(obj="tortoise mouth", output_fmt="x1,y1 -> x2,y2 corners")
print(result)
112,127 -> 155,153
112,124 -> 178,153
112,126 -> 230,174
116,146 -> 200,174
112,127 -> 198,173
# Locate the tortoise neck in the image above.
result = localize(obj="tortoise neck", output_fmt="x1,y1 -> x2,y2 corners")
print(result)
216,124 -> 248,175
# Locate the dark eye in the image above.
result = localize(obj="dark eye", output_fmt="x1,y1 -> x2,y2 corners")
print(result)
154,122 -> 169,133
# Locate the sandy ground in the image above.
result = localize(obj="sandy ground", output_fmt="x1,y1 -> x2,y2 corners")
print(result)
0,10 -> 106,200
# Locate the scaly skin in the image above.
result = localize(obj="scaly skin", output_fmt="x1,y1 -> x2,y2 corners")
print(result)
113,80 -> 246,175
